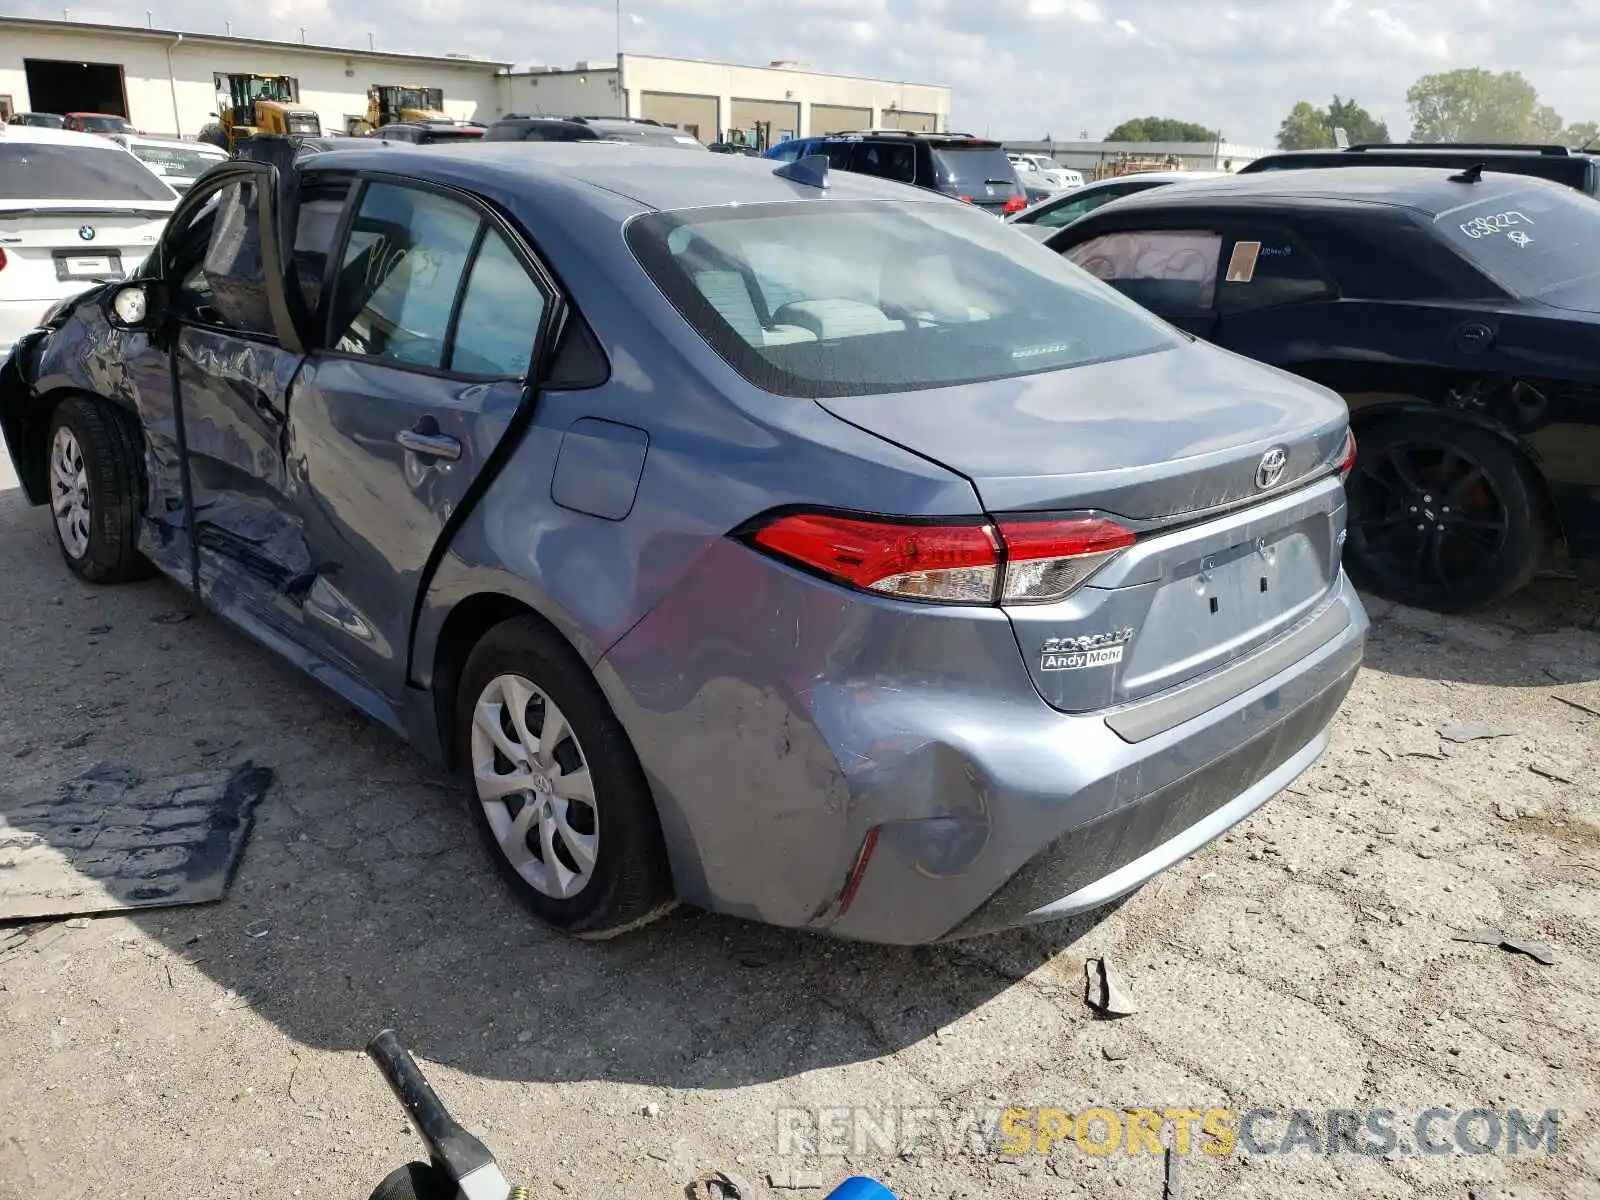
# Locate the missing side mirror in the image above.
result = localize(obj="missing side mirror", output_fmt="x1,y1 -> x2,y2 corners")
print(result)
104,281 -> 162,331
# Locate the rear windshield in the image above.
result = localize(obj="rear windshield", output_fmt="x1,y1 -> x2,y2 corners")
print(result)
129,142 -> 226,178
627,199 -> 1179,398
1438,185 -> 1600,296
77,115 -> 134,132
932,144 -> 1017,187
0,144 -> 176,201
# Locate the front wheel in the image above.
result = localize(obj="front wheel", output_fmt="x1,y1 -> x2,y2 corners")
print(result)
454,616 -> 676,938
45,397 -> 155,584
1344,415 -> 1545,612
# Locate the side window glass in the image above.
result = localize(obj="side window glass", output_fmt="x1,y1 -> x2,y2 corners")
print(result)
291,185 -> 352,318
769,140 -> 802,162
328,183 -> 479,369
449,229 -> 547,377
1034,193 -> 1105,228
822,142 -> 854,170
1218,235 -> 1335,314
1066,229 -> 1222,312
850,143 -> 915,183
175,180 -> 275,337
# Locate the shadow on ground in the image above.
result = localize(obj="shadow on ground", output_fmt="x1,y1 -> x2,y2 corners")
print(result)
0,487 -> 1119,1090
1360,572 -> 1600,688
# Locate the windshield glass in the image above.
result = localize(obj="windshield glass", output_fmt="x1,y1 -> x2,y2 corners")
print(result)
129,143 -> 226,177
23,114 -> 65,128
932,145 -> 1018,187
627,199 -> 1179,398
1438,185 -> 1600,297
0,144 -> 176,200
79,115 -> 133,132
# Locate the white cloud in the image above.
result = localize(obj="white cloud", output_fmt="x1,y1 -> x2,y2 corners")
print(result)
15,0 -> 1600,145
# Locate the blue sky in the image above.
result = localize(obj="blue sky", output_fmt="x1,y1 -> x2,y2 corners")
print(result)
19,0 -> 1600,146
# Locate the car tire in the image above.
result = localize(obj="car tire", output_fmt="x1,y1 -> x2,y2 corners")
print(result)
1344,415 -> 1545,612
454,615 -> 676,939
45,396 -> 156,584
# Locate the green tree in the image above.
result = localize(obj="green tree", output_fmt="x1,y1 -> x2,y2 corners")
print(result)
1105,116 -> 1220,143
1406,68 -> 1560,142
1277,96 -> 1390,150
1564,120 -> 1600,149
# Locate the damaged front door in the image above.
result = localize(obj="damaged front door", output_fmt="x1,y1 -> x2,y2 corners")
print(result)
163,172 -> 310,619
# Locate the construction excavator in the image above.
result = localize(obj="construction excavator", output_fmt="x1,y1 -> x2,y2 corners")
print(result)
200,73 -> 322,153
348,85 -> 453,135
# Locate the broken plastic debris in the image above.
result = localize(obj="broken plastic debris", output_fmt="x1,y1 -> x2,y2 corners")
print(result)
1452,929 -> 1557,965
1084,956 -> 1139,1017
690,1170 -> 754,1200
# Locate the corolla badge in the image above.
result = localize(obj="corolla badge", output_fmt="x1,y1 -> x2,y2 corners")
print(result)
1040,628 -> 1135,672
1255,445 -> 1289,490
78,225 -> 96,241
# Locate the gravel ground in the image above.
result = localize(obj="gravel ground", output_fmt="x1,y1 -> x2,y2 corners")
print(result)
1,459 -> 1597,1200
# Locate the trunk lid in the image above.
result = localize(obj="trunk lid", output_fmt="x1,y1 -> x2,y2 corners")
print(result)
0,205 -> 170,300
816,339 -> 1351,711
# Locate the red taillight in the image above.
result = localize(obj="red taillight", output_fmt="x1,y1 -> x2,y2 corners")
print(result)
747,511 -> 1134,605
1338,429 -> 1356,479
1003,195 -> 1027,214
957,195 -> 974,204
0,247 -> 7,272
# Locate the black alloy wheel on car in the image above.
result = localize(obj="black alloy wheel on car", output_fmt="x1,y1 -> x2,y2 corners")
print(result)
1344,416 -> 1544,613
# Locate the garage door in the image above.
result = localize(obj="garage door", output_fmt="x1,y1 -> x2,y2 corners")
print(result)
639,92 -> 717,143
730,98 -> 799,145
809,104 -> 871,135
25,60 -> 129,120
881,109 -> 938,133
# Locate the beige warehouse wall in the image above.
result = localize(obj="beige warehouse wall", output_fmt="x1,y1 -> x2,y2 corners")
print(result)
638,91 -> 718,142
0,25 -> 501,138
880,109 -> 938,133
810,103 -> 870,134
729,98 -> 799,140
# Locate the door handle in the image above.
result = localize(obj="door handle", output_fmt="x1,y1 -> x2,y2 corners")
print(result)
396,428 -> 462,461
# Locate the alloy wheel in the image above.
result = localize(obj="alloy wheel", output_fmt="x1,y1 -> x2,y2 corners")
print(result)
469,673 -> 599,900
1347,439 -> 1509,603
50,426 -> 91,560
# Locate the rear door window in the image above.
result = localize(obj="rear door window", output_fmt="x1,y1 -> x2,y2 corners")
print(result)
0,143 -> 176,201
1064,229 -> 1223,314
448,229 -> 548,377
327,183 -> 479,369
850,142 -> 916,184
1217,231 -> 1335,314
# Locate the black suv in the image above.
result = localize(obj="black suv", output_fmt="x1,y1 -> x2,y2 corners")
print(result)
372,121 -> 486,145
485,116 -> 602,143
1239,142 -> 1600,196
764,131 -> 1026,216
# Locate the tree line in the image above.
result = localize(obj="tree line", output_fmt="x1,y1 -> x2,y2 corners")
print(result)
1098,70 -> 1595,151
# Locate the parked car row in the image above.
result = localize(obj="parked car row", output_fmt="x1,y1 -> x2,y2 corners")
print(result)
2,137 -> 1365,946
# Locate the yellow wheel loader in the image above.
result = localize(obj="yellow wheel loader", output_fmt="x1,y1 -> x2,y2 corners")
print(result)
200,74 -> 322,154
347,85 -> 450,136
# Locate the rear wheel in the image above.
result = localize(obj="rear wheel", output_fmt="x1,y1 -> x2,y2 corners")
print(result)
1344,415 -> 1544,612
454,616 -> 676,938
45,396 -> 155,584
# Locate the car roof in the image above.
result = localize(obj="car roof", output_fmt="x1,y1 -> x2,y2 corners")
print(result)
297,139 -> 945,212
120,133 -> 224,150
65,112 -> 126,119
1089,164 -> 1554,217
0,124 -> 131,148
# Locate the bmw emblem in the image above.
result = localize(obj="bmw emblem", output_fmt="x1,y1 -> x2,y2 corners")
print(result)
78,225 -> 96,242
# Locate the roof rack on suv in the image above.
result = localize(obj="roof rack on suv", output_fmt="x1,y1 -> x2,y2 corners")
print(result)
1347,142 -> 1571,156
826,128 -> 981,140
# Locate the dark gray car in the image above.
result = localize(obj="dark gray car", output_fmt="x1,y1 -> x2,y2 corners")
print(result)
0,144 -> 1365,943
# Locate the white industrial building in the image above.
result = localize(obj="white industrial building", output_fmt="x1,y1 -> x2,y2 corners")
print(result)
0,15 -> 951,148
0,15 -> 509,138
505,55 -> 951,145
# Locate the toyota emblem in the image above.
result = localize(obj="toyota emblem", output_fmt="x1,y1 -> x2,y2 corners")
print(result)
1255,446 -> 1289,490
77,225 -> 96,241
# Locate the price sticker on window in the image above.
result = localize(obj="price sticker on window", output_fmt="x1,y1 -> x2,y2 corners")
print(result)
1226,240 -> 1261,283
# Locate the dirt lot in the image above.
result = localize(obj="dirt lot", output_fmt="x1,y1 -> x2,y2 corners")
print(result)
1,458 -> 1597,1200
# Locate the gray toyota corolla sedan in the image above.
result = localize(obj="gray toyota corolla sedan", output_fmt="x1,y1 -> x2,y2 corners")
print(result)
0,141 -> 1366,943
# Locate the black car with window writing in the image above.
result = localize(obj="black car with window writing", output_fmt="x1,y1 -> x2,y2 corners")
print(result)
1240,142 -> 1600,197
764,131 -> 1026,216
1042,165 -> 1600,612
